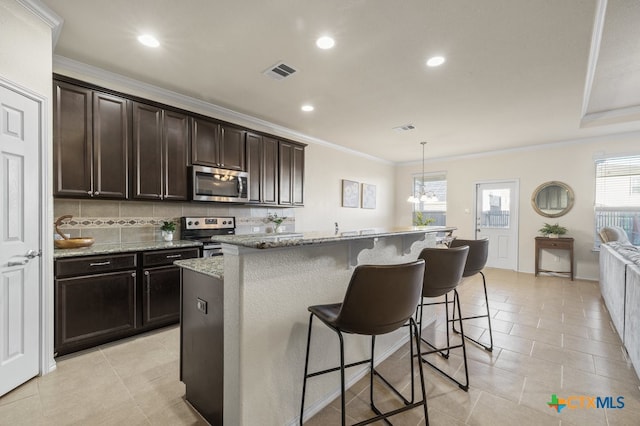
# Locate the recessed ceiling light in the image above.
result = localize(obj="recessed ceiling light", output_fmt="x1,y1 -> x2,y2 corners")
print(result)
316,36 -> 335,50
301,105 -> 314,112
426,56 -> 445,67
138,34 -> 160,48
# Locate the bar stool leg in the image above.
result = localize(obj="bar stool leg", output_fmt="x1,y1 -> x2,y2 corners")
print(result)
417,290 -> 469,391
451,271 -> 494,352
300,313 -> 314,425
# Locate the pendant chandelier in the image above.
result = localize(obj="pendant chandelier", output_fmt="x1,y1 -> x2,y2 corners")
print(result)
407,141 -> 431,204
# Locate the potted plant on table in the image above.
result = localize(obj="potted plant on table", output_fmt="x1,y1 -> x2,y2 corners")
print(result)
538,223 -> 567,239
161,221 -> 176,241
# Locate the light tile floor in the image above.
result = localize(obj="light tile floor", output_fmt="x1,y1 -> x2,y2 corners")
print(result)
1,269 -> 639,425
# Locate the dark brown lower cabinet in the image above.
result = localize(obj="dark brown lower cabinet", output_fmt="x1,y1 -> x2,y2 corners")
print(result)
54,247 -> 199,357
55,269 -> 137,356
142,266 -> 181,326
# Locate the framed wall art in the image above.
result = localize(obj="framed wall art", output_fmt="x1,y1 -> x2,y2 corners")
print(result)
341,179 -> 360,208
361,183 -> 376,209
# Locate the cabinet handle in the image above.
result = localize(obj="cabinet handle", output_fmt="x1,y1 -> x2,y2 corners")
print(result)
144,271 -> 150,276
166,254 -> 182,259
87,190 -> 92,195
89,261 -> 111,267
131,272 -> 136,278
94,191 -> 100,195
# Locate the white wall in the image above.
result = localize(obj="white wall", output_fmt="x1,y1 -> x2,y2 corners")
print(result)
0,0 -> 52,95
295,143 -> 395,232
395,132 -> 640,281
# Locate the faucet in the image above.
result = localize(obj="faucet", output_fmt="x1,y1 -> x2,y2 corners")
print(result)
334,222 -> 339,234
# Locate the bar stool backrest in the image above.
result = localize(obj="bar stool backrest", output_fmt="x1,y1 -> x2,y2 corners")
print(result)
336,260 -> 425,335
450,238 -> 489,277
419,246 -> 469,298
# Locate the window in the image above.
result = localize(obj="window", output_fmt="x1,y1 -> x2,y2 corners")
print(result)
595,155 -> 640,247
411,173 -> 447,225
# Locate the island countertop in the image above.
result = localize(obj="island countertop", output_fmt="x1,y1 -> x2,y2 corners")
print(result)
174,256 -> 223,279
210,226 -> 455,249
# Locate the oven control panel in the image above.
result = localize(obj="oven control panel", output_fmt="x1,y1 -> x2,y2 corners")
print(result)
182,217 -> 235,230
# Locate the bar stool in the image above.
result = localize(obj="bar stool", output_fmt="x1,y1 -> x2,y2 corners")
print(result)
299,260 -> 429,426
416,245 -> 470,391
449,238 -> 493,352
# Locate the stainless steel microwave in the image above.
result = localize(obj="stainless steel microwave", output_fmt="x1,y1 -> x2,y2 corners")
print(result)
190,165 -> 249,203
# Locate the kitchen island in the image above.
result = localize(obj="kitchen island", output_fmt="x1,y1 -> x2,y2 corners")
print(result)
177,226 -> 454,425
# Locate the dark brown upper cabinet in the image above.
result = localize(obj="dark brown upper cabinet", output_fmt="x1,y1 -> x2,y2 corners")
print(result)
246,133 -> 278,204
279,141 -> 305,206
132,102 -> 189,200
191,117 -> 246,171
54,80 -> 130,199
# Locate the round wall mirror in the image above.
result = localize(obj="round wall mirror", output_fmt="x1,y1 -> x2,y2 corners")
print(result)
531,181 -> 575,218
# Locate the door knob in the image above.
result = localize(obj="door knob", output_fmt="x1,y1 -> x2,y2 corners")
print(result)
25,249 -> 41,259
7,249 -> 41,266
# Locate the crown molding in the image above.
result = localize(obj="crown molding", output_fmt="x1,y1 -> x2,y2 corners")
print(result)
53,55 -> 392,165
17,0 -> 64,46
399,129 -> 640,166
581,0 -> 607,120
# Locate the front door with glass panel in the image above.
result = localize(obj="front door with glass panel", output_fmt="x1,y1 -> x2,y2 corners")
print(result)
475,181 -> 519,270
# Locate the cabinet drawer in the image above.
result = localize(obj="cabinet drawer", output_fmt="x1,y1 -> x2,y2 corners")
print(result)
142,247 -> 199,267
538,240 -> 571,249
55,253 -> 137,278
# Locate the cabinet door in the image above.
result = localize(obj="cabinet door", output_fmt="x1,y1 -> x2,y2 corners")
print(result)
132,102 -> 163,199
263,137 -> 279,204
163,110 -> 190,200
245,132 -> 262,203
191,117 -> 220,167
292,144 -> 305,205
219,125 -> 246,171
278,141 -> 293,205
55,270 -> 136,356
92,92 -> 130,199
53,81 -> 92,197
142,266 -> 181,327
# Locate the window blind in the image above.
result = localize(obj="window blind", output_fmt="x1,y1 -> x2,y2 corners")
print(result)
594,155 -> 640,246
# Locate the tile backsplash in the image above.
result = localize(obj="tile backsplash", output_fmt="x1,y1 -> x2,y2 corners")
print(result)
54,199 -> 295,244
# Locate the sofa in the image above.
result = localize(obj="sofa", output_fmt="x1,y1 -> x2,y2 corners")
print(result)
599,241 -> 640,378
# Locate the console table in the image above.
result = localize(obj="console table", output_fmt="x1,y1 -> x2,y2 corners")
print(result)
535,237 -> 574,280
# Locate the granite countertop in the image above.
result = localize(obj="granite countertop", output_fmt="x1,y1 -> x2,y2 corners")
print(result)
53,240 -> 202,258
175,256 -> 223,279
210,226 -> 455,249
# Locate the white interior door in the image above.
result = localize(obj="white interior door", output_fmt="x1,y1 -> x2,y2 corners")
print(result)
475,180 -> 519,270
0,84 -> 41,396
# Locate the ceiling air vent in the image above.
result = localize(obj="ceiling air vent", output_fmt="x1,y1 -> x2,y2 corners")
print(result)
263,62 -> 298,80
393,124 -> 416,132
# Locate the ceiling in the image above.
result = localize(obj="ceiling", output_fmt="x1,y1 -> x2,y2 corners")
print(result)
41,0 -> 640,163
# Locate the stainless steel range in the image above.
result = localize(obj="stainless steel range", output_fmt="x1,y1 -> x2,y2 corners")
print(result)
180,216 -> 235,257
